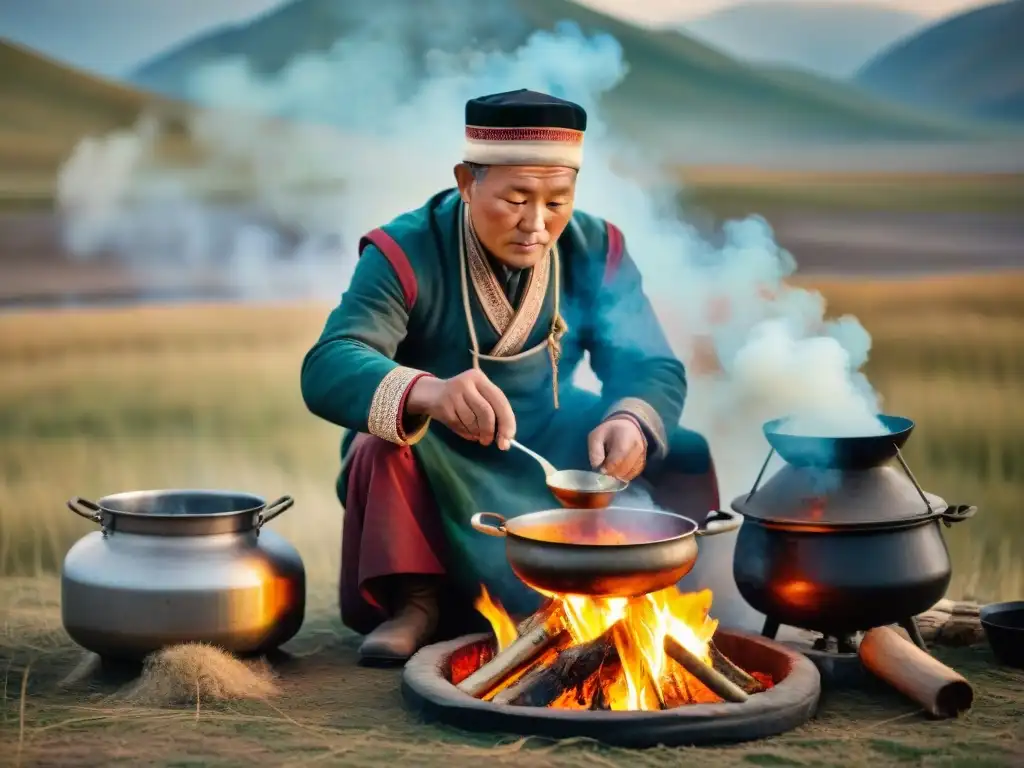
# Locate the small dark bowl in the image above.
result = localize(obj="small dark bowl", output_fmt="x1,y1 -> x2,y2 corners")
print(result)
763,414 -> 914,470
980,601 -> 1024,669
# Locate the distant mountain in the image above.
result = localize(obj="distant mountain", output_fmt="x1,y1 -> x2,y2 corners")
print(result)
130,0 -> 999,145
857,0 -> 1024,123
678,1 -> 926,79
0,38 -> 172,194
0,39 -> 159,137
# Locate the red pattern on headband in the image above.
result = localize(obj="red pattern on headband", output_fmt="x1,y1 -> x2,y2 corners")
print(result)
465,126 -> 584,144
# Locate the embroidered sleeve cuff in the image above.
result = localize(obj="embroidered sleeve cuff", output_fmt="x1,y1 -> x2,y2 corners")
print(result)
604,397 -> 668,459
368,366 -> 433,446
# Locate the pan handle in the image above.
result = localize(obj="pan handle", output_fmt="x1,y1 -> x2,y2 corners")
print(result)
940,504 -> 977,528
470,512 -> 508,538
696,509 -> 742,537
67,497 -> 103,524
257,496 -> 295,529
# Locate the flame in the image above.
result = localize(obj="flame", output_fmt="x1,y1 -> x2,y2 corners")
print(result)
474,584 -> 721,711
474,585 -> 518,653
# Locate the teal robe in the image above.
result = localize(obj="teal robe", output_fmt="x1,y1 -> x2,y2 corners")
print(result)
301,189 -> 696,617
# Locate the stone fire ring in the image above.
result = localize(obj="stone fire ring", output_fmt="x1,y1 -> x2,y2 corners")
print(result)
402,629 -> 822,749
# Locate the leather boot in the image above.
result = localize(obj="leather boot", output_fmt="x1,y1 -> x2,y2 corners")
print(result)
358,577 -> 440,665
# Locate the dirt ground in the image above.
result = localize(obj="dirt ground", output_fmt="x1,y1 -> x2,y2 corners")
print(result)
2,579 -> 1022,768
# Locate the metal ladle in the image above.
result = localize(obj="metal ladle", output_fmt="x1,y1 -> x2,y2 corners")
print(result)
509,439 -> 627,509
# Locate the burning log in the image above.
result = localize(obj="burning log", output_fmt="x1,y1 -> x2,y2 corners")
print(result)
457,605 -> 567,699
612,624 -> 667,710
515,599 -> 555,636
492,622 -> 621,707
463,585 -> 777,711
664,636 -> 749,703
859,626 -> 973,719
709,641 -> 767,694
588,659 -> 620,710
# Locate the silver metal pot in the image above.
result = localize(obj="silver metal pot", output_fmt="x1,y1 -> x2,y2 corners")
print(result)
470,506 -> 742,598
61,489 -> 305,660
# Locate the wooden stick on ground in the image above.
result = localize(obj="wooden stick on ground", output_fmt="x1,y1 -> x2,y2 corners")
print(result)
709,642 -> 767,694
457,608 -> 568,699
859,626 -> 974,719
664,637 -> 749,703
493,622 -> 622,707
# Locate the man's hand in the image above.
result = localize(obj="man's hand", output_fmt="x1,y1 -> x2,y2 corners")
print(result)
588,417 -> 647,481
405,369 -> 516,449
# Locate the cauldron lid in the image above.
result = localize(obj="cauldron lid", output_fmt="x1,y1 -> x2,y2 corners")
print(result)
731,464 -> 946,525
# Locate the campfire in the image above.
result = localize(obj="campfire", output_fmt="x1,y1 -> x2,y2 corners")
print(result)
450,586 -> 773,711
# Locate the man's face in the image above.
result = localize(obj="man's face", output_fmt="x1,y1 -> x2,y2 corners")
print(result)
455,164 -> 577,269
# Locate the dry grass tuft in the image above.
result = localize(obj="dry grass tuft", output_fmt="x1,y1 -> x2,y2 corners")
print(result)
122,643 -> 279,706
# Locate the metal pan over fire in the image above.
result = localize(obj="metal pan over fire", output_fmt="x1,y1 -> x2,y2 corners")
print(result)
470,506 -> 742,598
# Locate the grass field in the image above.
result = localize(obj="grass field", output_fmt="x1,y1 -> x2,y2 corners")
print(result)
5,166 -> 1024,223
677,168 -> 1024,215
1,273 -> 1022,594
1,273 -> 1023,765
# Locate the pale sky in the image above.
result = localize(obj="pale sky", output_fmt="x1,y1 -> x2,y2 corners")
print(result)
0,0 -> 996,77
579,0 -> 994,26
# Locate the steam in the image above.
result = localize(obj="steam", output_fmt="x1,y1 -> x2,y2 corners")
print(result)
733,319 -> 884,437
55,13 -> 886,627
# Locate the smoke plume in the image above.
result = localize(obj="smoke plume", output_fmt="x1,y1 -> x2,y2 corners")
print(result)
55,12 -> 887,630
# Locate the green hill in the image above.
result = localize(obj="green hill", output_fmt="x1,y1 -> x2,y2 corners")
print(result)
131,0 -> 1006,144
0,38 -> 156,136
0,38 -> 184,201
857,0 -> 1024,123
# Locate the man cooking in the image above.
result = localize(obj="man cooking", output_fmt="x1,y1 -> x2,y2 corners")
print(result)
301,89 -> 720,665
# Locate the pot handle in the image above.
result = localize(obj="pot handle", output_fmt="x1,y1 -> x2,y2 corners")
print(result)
940,504 -> 977,528
67,497 -> 103,524
696,509 -> 742,537
470,512 -> 508,538
257,496 -> 295,529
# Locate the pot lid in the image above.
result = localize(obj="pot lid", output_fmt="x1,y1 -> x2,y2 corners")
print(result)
731,464 -> 947,525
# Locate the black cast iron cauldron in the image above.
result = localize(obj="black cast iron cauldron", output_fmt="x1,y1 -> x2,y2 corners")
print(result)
730,414 -> 979,640
731,504 -> 976,638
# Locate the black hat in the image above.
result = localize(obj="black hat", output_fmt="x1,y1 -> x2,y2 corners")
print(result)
464,89 -> 587,169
